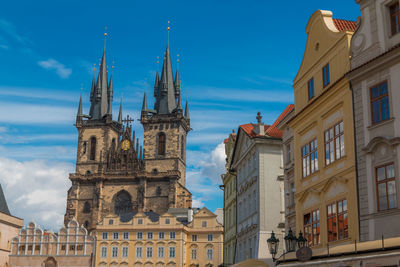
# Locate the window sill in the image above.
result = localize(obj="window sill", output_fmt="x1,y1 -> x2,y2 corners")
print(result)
327,237 -> 351,246
301,170 -> 320,181
367,117 -> 394,130
324,155 -> 347,169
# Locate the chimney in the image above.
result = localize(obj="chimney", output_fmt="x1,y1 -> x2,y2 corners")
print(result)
254,112 -> 265,135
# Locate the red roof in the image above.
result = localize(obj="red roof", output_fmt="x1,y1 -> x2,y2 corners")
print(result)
240,105 -> 294,139
224,138 -> 229,143
333,19 -> 357,32
266,104 -> 294,138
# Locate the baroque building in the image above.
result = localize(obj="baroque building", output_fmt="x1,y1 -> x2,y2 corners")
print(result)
288,10 -> 358,250
222,130 -> 237,266
93,207 -> 223,267
0,184 -> 23,267
348,0 -> 400,242
9,219 -> 94,267
64,33 -> 192,231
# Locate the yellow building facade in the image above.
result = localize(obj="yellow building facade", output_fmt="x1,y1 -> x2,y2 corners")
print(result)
94,208 -> 223,267
288,10 -> 358,249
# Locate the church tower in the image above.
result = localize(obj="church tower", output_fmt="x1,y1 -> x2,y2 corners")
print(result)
140,31 -> 191,185
65,32 -> 192,231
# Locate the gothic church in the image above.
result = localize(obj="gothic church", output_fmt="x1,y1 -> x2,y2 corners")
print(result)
64,34 -> 192,231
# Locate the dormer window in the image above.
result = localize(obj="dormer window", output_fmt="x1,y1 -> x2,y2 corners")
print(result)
390,2 -> 400,35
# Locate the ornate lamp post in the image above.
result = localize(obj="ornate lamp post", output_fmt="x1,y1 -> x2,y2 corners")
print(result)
267,229 -> 310,264
267,231 -> 279,260
284,228 -> 297,252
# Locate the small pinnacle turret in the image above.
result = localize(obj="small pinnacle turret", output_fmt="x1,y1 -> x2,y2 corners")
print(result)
76,91 -> 83,123
142,91 -> 148,113
118,99 -> 123,124
184,100 -> 190,119
107,73 -> 113,115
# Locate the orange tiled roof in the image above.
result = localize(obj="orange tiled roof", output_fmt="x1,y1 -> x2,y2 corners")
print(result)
224,138 -> 229,143
333,19 -> 357,32
266,104 -> 294,138
240,123 -> 270,138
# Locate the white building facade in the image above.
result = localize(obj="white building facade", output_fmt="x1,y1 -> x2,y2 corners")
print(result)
231,111 -> 289,265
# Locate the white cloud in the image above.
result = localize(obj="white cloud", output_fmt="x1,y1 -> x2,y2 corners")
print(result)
0,157 -> 73,230
0,101 -> 74,124
38,58 -> 72,79
192,196 -> 205,208
198,143 -> 226,184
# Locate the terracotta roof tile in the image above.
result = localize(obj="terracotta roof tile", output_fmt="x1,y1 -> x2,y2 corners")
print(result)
266,104 -> 295,138
240,123 -> 270,138
333,19 -> 357,32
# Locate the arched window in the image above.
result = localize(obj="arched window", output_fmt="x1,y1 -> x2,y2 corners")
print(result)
84,220 -> 89,229
114,190 -> 132,215
90,137 -> 96,160
44,257 -> 57,267
181,135 -> 185,159
83,201 -> 90,213
157,133 -> 166,155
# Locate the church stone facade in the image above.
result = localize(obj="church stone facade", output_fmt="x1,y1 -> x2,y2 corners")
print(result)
64,36 -> 192,232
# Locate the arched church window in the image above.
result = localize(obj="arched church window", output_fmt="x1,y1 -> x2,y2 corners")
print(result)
44,257 -> 57,267
111,138 -> 116,149
114,191 -> 132,215
157,133 -> 166,155
181,135 -> 185,159
84,220 -> 89,229
90,137 -> 96,160
83,201 -> 90,213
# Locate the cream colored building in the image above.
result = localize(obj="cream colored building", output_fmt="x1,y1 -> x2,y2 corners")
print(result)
348,0 -> 400,241
288,10 -> 358,250
222,130 -> 237,266
9,219 -> 95,267
0,184 -> 23,267
93,207 -> 223,267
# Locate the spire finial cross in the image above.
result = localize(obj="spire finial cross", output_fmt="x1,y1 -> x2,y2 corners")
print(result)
167,21 -> 170,46
156,56 -> 159,72
104,26 -> 108,51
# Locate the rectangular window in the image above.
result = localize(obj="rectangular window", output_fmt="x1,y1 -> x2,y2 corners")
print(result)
137,232 -> 143,240
327,199 -> 348,242
158,246 -> 164,258
286,143 -> 292,163
370,82 -> 390,124
169,232 -> 176,239
304,209 -> 320,246
302,138 -> 318,178
169,246 -> 176,258
148,232 -> 153,240
165,218 -> 170,224
376,163 -> 397,211
325,121 -> 345,165
102,232 -> 108,240
308,78 -> 315,100
208,234 -> 213,241
323,63 -> 330,87
192,235 -> 198,242
191,248 -> 197,260
202,221 -> 207,227
112,247 -> 118,258
207,248 -> 213,260
138,218 -> 143,224
123,232 -> 129,240
290,182 -> 295,205
147,247 -> 153,258
122,246 -> 129,258
136,247 -> 143,258
113,232 -> 119,240
159,232 -> 165,239
101,247 -> 107,258
390,2 -> 400,35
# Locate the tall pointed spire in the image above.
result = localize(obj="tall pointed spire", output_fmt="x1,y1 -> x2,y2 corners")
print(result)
156,23 -> 177,114
107,65 -> 113,116
118,97 -> 123,124
89,31 -> 109,120
184,100 -> 190,119
77,88 -> 83,118
174,55 -> 181,100
142,82 -> 148,112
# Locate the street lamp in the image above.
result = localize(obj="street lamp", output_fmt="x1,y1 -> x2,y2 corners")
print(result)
297,231 -> 307,249
267,229 -> 309,263
267,231 -> 279,259
284,228 -> 297,252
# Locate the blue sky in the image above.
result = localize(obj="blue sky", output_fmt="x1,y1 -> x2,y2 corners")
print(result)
0,1 -> 360,229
